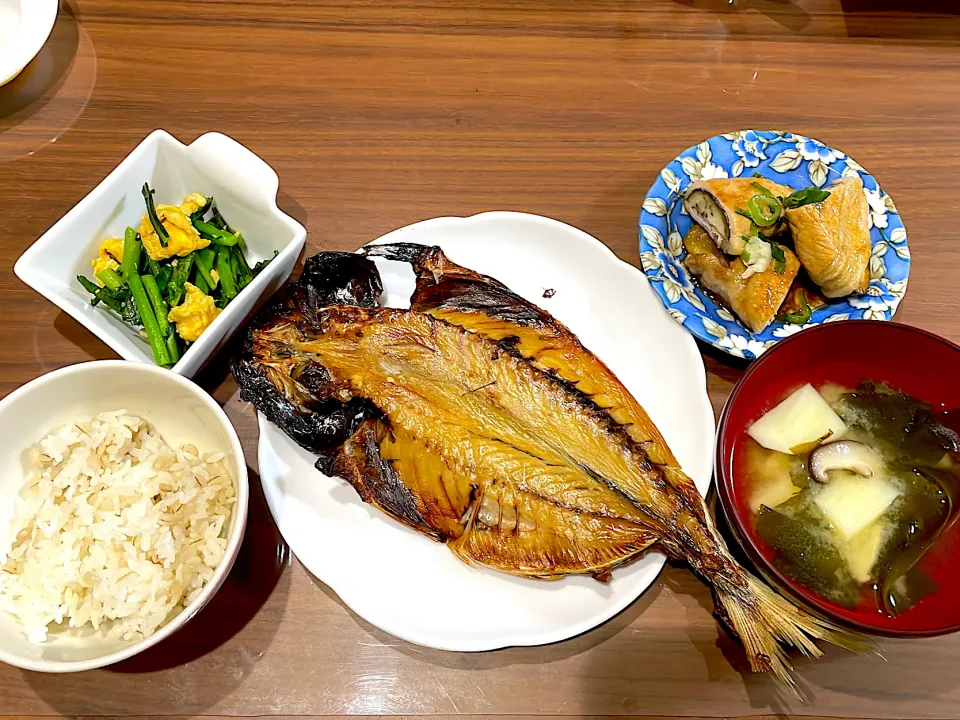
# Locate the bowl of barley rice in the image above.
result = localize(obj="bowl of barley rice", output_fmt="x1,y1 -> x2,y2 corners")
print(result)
0,360 -> 248,672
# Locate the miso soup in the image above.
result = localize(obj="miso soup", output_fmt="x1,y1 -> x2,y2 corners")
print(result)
740,380 -> 960,617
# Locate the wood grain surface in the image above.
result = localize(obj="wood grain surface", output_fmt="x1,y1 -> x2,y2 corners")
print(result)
2,0 -> 960,717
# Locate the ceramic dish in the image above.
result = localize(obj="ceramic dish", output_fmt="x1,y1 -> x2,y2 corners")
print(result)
0,360 -> 249,672
0,0 -> 57,86
256,211 -> 715,651
639,130 -> 910,359
716,321 -> 960,637
15,130 -> 306,378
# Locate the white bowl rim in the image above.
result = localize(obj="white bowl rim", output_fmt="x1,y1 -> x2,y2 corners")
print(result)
0,0 -> 58,86
0,360 -> 250,673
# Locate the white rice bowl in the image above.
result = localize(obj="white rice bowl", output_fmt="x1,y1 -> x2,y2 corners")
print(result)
0,410 -> 235,644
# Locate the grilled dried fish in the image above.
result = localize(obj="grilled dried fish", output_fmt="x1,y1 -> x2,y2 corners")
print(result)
234,246 -> 867,687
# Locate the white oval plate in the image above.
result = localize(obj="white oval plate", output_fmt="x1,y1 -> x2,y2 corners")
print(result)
257,211 -> 715,651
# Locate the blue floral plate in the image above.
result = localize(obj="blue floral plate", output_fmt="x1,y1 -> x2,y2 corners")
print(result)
638,130 -> 909,359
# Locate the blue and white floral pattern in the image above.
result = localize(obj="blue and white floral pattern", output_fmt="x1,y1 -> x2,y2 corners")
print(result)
639,130 -> 910,360
730,130 -> 767,171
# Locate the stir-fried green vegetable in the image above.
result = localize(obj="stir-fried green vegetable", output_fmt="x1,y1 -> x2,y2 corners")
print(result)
77,183 -> 274,367
77,276 -> 141,325
142,183 -> 170,248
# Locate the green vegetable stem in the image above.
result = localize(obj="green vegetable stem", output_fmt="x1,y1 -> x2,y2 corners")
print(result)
233,246 -> 253,289
166,255 -> 194,307
95,267 -> 125,290
192,265 -> 210,294
195,248 -> 218,290
121,227 -> 171,366
77,276 -> 141,324
771,244 -> 787,275
216,246 -> 238,300
252,250 -> 279,277
194,220 -> 240,246
141,275 -> 170,336
189,196 -> 213,223
166,331 -> 181,364
210,204 -> 235,233
142,183 -> 170,248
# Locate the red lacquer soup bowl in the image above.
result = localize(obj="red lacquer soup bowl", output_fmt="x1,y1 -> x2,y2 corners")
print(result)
716,321 -> 960,637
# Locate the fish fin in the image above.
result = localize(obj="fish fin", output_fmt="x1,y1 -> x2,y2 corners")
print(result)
715,573 -> 874,693
297,251 -> 383,310
363,242 -> 439,267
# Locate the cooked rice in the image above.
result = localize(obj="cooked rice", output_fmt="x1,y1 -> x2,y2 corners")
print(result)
0,410 -> 235,643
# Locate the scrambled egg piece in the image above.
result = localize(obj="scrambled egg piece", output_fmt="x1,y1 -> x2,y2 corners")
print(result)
91,238 -> 125,283
179,192 -> 209,217
168,283 -> 221,342
139,191 -> 211,260
139,204 -> 210,261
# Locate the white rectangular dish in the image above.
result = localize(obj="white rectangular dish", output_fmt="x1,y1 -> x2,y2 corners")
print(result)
14,130 -> 306,377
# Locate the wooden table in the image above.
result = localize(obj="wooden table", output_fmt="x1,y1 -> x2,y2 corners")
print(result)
2,1 -> 959,718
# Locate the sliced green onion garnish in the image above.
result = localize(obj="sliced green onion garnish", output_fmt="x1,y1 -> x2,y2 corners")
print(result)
750,181 -> 777,201
747,194 -> 782,227
771,244 -> 787,274
779,291 -> 812,324
783,186 -> 831,209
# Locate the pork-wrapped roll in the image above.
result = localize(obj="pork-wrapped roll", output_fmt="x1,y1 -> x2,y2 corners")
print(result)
784,176 -> 871,298
683,223 -> 800,333
683,178 -> 793,256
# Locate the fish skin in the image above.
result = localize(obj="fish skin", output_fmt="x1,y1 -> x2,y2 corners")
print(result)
364,243 -> 679,465
364,243 -> 712,522
234,247 -> 871,688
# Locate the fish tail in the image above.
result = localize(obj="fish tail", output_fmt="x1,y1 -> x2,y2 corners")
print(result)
714,572 -> 874,692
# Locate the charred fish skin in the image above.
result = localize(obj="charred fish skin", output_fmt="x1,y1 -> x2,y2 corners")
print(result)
231,251 -> 385,456
365,242 -> 549,327
232,339 -> 382,458
331,419 -> 440,538
298,251 -> 383,310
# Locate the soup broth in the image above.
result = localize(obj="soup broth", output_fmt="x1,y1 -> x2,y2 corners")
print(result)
742,381 -> 960,617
